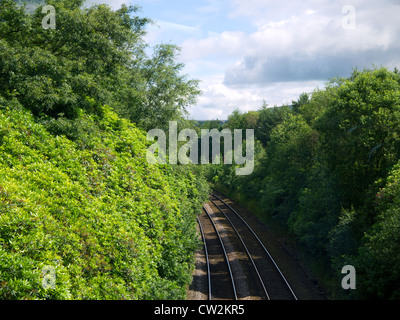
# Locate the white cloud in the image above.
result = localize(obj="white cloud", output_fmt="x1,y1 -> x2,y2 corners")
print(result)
180,30 -> 247,61
141,0 -> 400,119
189,74 -> 263,119
183,1 -> 399,62
183,0 -> 400,120
188,74 -> 324,120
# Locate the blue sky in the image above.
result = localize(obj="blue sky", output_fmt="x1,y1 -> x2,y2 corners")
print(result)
138,0 -> 257,36
90,0 -> 400,120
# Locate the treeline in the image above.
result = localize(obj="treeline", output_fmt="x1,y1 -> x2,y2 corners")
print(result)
211,67 -> 400,299
0,0 -> 209,299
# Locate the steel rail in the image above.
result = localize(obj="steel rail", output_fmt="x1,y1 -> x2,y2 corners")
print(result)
211,192 -> 298,300
202,205 -> 238,300
196,216 -> 212,300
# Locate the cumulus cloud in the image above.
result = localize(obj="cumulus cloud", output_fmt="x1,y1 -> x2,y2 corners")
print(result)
138,0 -> 400,119
224,48 -> 400,86
188,74 -> 324,120
182,0 -> 400,86
176,0 -> 400,119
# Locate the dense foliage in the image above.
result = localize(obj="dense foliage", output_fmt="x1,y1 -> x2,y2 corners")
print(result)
0,0 -> 199,130
212,67 -> 400,299
0,0 -> 208,299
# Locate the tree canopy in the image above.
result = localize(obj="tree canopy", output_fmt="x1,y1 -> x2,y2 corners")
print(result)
0,0 -> 200,130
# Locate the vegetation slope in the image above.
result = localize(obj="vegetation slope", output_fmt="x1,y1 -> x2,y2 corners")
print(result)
0,0 -> 208,299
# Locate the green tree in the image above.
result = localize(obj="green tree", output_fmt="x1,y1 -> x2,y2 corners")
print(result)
315,68 -> 400,208
225,108 -> 245,130
0,0 -> 200,129
261,113 -> 318,222
255,103 -> 291,147
291,92 -> 309,113
356,162 -> 400,299
242,111 -> 259,129
130,44 -> 201,130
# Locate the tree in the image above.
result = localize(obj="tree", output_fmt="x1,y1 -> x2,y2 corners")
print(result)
291,92 -> 309,113
137,44 -> 201,130
260,113 -> 318,222
0,0 -> 200,129
255,103 -> 291,147
356,162 -> 400,299
315,67 -> 400,208
243,111 -> 259,129
226,108 -> 245,130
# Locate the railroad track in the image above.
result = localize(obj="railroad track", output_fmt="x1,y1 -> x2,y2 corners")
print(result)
197,207 -> 237,300
196,192 -> 297,300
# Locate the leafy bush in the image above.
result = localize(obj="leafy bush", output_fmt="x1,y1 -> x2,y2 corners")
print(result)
0,100 -> 208,299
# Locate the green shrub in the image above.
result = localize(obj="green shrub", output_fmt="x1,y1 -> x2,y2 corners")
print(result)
0,101 -> 207,299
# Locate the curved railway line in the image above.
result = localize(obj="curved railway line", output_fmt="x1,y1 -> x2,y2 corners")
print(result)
194,192 -> 298,300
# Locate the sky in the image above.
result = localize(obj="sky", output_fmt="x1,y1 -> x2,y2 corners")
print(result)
88,1 -> 400,119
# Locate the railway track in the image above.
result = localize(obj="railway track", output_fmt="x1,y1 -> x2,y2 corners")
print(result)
197,207 -> 237,300
196,192 -> 298,300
